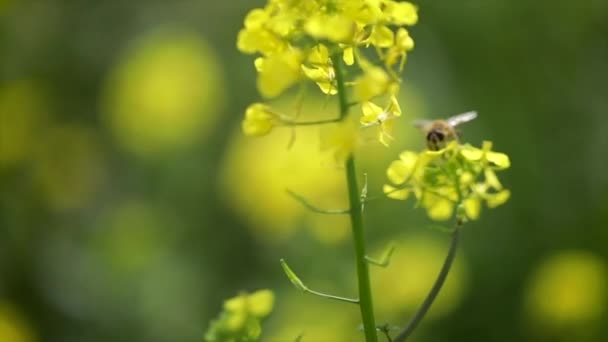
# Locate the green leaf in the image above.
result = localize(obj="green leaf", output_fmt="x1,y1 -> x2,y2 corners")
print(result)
280,259 -> 308,292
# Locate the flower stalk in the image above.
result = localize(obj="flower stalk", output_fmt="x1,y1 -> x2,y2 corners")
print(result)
333,54 -> 379,342
393,226 -> 461,342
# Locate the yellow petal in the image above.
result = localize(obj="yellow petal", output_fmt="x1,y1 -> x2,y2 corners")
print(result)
487,151 -> 511,169
307,44 -> 330,65
369,25 -> 395,48
487,189 -> 511,208
461,146 -> 483,160
388,95 -> 402,116
247,289 -> 275,318
361,101 -> 384,119
383,184 -> 411,200
317,81 -> 337,95
385,2 -> 418,26
301,65 -> 326,82
425,194 -> 454,221
463,196 -> 481,220
244,9 -> 268,29
343,47 -> 355,65
354,66 -> 390,101
395,28 -> 415,51
387,152 -> 417,184
257,50 -> 302,98
484,168 -> 503,190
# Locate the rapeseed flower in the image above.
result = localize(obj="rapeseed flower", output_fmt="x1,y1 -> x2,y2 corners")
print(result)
237,0 -> 419,147
384,141 -> 511,221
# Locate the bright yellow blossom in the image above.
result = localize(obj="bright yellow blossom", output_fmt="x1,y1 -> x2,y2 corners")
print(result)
301,44 -> 337,95
360,95 -> 402,146
237,0 -> 419,145
384,141 -> 511,221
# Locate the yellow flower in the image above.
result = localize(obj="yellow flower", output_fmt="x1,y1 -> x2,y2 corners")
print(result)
301,44 -> 337,95
360,95 -> 402,146
368,25 -> 395,48
384,142 -> 511,222
241,103 -> 279,136
382,1 -> 419,26
305,14 -> 354,43
354,65 -> 391,102
256,49 -> 303,98
385,28 -> 415,70
205,289 -> 275,341
236,9 -> 286,56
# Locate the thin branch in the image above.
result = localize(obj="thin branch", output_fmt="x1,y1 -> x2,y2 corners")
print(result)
393,227 -> 461,342
306,288 -> 360,305
365,243 -> 396,268
280,259 -> 359,305
286,189 -> 350,215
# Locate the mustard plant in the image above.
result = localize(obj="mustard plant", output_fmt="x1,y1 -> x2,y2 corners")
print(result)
207,1 -> 512,341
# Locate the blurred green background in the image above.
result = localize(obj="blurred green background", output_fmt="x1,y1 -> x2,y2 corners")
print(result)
1,0 -> 608,341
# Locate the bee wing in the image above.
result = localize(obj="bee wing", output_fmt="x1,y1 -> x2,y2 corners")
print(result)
412,119 -> 433,130
447,111 -> 477,127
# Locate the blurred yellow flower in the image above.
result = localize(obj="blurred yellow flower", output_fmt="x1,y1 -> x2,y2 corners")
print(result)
256,49 -> 303,98
221,99 -> 350,244
266,291 -> 359,341
354,65 -> 391,102
525,250 -> 607,328
372,234 -> 468,320
102,28 -> 224,157
0,303 -> 36,342
241,103 -> 279,136
205,289 -> 275,342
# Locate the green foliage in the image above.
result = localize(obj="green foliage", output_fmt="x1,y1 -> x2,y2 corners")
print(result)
204,290 -> 275,342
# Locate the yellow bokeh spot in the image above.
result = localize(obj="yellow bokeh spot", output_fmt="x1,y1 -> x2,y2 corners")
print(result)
0,80 -> 50,166
525,250 -> 607,327
373,234 -> 468,320
220,98 -> 350,244
0,303 -> 36,342
102,28 -> 224,157
32,125 -> 105,211
266,292 -> 359,341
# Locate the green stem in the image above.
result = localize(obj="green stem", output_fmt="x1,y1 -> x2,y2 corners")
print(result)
393,228 -> 461,342
332,53 -> 379,342
306,288 -> 360,305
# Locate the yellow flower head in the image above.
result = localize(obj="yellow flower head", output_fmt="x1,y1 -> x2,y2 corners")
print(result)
384,141 -> 511,221
242,103 -> 280,136
237,0 -> 419,149
360,95 -> 402,146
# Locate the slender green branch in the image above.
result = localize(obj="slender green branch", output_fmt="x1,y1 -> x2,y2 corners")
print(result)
365,243 -> 396,268
393,227 -> 461,342
280,259 -> 359,305
332,53 -> 379,342
306,288 -> 360,305
286,189 -> 350,215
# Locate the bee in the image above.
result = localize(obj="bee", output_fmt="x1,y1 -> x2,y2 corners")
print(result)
413,111 -> 477,151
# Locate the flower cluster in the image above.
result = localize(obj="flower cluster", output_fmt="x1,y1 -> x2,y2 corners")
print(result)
383,141 -> 511,222
204,289 -> 275,342
237,0 -> 418,146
